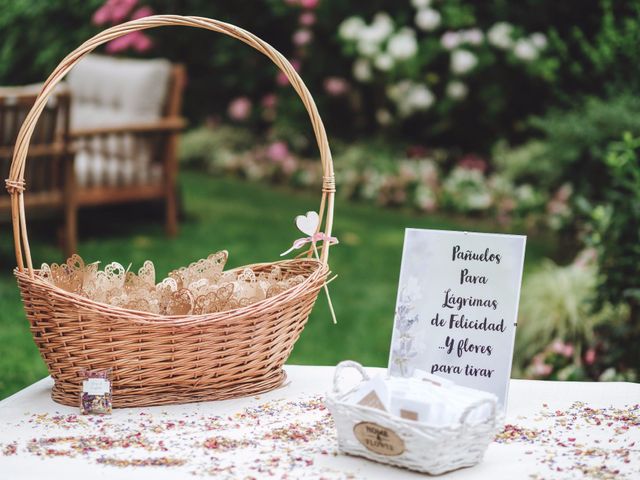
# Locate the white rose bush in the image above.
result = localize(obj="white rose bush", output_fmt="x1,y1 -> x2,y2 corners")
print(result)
337,1 -> 551,132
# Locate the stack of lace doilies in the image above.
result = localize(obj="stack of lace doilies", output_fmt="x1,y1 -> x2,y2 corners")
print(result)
38,251 -> 305,315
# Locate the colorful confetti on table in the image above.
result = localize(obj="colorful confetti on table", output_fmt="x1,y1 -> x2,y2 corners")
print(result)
1,395 -> 358,479
495,402 -> 639,479
1,396 -> 638,479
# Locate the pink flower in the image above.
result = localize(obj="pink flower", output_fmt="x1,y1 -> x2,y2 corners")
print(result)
562,343 -> 574,358
261,94 -> 278,109
550,340 -> 573,358
323,77 -> 349,96
267,141 -> 290,162
280,156 -> 298,175
584,348 -> 597,365
276,72 -> 289,87
93,5 -> 112,25
293,29 -> 313,47
406,145 -> 429,158
498,197 -> 516,213
93,0 -> 145,26
110,0 -> 138,23
131,5 -> 153,20
551,340 -> 566,355
300,0 -> 319,9
531,354 -> 553,377
299,11 -> 316,26
105,33 -> 136,53
458,154 -> 488,172
227,97 -> 252,121
276,59 -> 301,86
105,31 -> 152,54
532,362 -> 553,377
132,32 -> 153,52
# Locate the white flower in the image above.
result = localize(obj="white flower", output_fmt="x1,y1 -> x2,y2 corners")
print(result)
338,17 -> 365,41
530,32 -> 547,49
387,28 -> 418,60
451,50 -> 477,74
514,39 -> 538,61
369,12 -> 394,42
374,53 -> 394,71
387,81 -> 434,117
415,185 -> 437,212
353,58 -> 373,82
462,28 -> 483,45
355,13 -> 394,57
407,83 -> 435,110
411,0 -> 431,8
357,35 -> 380,57
441,31 -> 461,50
488,22 -> 513,49
376,109 -> 393,126
446,81 -> 468,100
387,80 -> 412,102
467,192 -> 492,210
415,8 -> 441,31
387,80 -> 413,117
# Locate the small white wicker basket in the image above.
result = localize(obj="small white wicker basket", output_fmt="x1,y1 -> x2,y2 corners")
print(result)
325,361 -> 502,475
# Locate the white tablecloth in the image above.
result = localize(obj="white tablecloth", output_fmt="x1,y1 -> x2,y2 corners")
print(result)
0,365 -> 638,479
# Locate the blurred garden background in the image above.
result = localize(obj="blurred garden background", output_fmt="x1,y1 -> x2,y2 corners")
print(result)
0,0 -> 639,398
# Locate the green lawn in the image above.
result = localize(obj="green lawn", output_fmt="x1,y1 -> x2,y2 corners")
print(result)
0,171 -> 553,399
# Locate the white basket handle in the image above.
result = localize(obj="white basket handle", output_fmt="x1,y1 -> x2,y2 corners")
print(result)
332,360 -> 370,396
459,397 -> 497,428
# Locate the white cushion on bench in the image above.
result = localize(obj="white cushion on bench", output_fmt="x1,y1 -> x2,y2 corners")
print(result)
67,55 -> 171,187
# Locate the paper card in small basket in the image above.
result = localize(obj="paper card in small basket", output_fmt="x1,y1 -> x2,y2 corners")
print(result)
388,228 -> 526,408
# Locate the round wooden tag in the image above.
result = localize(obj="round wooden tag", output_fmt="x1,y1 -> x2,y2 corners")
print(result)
353,421 -> 405,456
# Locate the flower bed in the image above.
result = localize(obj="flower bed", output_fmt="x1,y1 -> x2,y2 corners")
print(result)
180,125 -> 557,229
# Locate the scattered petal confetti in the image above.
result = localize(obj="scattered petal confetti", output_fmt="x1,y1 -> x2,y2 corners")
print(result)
1,395 -> 359,478
1,396 -> 638,479
1,442 -> 17,456
495,402 -> 639,479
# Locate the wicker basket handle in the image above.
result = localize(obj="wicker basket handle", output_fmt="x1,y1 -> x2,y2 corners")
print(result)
6,15 -> 335,275
332,360 -> 370,396
459,397 -> 497,428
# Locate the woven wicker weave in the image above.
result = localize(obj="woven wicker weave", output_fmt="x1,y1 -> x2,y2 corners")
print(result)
325,362 -> 501,475
6,15 -> 336,408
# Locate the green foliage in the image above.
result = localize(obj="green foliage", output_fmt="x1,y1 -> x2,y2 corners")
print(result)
0,0 -> 103,85
516,258 -> 623,367
179,125 -> 254,170
547,0 -> 640,100
492,93 -> 640,235
492,140 -> 555,184
590,133 -> 640,319
528,94 -> 640,198
0,0 -> 630,152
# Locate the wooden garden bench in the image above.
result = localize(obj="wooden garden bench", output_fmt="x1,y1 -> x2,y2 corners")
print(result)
1,56 -> 186,256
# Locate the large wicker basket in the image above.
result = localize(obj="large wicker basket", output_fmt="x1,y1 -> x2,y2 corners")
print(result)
5,15 -> 336,408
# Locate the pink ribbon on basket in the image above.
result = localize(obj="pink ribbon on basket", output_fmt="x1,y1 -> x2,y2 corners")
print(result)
280,231 -> 339,257
280,211 -> 339,324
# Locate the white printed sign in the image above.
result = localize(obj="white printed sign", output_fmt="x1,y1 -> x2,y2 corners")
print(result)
388,228 -> 526,408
